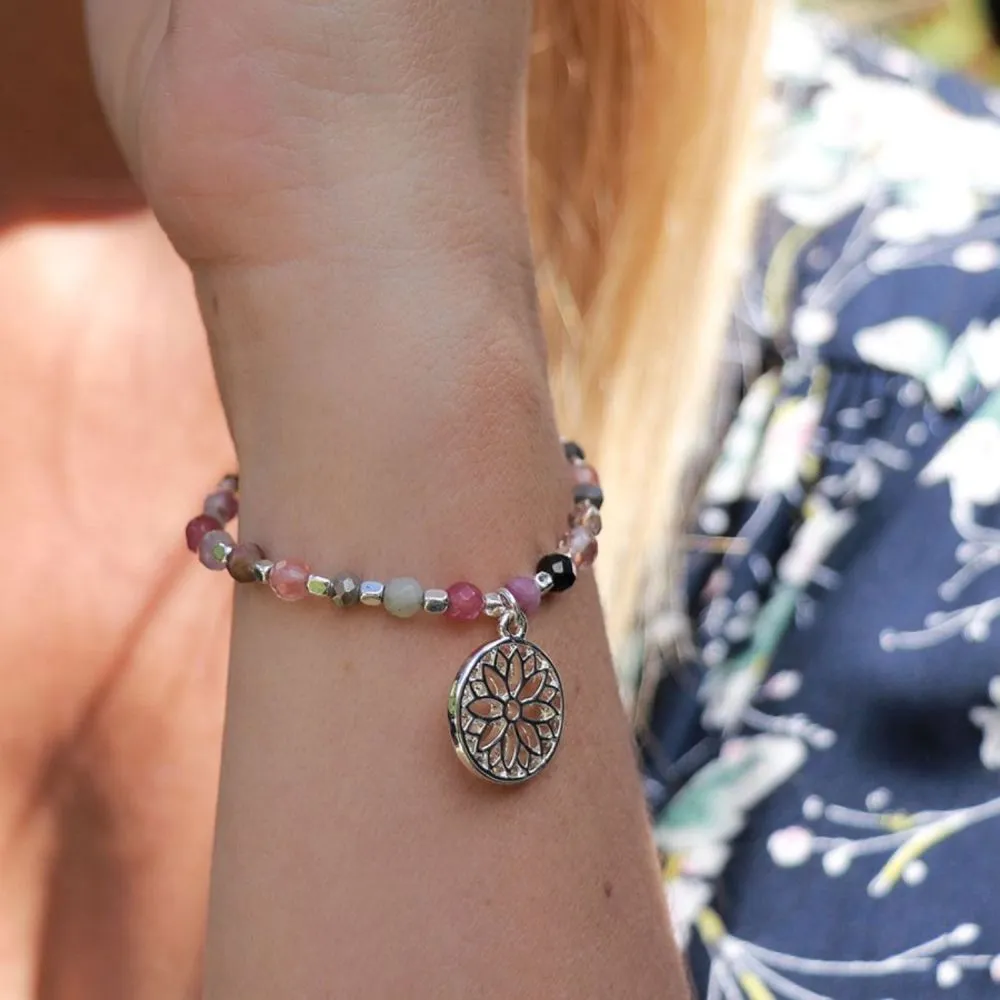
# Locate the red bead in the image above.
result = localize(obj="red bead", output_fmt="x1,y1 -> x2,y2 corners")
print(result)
186,514 -> 222,552
269,559 -> 311,601
204,489 -> 239,523
446,582 -> 484,622
573,464 -> 600,487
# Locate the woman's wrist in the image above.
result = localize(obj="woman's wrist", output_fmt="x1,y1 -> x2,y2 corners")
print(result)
197,245 -> 566,582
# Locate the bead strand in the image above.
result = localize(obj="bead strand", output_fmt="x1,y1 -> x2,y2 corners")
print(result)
185,441 -> 603,621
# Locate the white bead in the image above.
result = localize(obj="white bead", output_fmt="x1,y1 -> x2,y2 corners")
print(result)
384,577 -> 423,618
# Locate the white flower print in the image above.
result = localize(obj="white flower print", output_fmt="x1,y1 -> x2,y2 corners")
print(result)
776,499 -> 855,588
970,677 -> 1000,771
854,316 -> 948,379
920,412 -> 1000,507
966,319 -> 1000,388
766,58 -> 1000,240
747,396 -> 823,497
953,241 -> 1000,273
791,306 -> 837,346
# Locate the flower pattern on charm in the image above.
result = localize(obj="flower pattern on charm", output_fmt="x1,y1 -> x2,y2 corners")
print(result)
468,647 -> 560,770
456,642 -> 563,782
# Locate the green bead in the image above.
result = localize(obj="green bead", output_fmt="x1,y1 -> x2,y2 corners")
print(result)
384,577 -> 423,618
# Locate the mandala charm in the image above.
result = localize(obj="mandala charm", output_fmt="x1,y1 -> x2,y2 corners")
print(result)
448,621 -> 564,785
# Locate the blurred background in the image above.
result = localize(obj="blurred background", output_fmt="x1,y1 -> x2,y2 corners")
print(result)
815,0 -> 1000,78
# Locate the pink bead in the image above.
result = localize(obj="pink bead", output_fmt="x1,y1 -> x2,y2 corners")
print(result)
186,514 -> 222,552
567,527 -> 598,567
198,529 -> 233,570
506,576 -> 541,616
446,582 -> 484,622
269,559 -> 311,601
573,464 -> 600,487
203,489 -> 239,523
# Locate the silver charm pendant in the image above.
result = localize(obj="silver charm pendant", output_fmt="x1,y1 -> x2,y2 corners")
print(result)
448,592 -> 564,785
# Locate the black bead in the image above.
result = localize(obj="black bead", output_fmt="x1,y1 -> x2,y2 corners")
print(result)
537,553 -> 576,592
573,483 -> 604,510
563,440 -> 586,463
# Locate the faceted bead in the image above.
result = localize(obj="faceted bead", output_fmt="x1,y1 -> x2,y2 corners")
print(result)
573,483 -> 604,509
573,464 -> 600,487
269,559 -> 311,601
567,527 -> 598,568
203,489 -> 239,523
227,542 -> 266,583
569,504 -> 602,535
536,553 -> 576,592
384,577 -> 424,618
186,514 -> 222,552
422,589 -> 450,614
198,529 -> 233,570
306,575 -> 333,597
563,440 -> 586,463
330,572 -> 362,607
446,582 -> 484,622
506,576 -> 542,616
582,507 -> 603,535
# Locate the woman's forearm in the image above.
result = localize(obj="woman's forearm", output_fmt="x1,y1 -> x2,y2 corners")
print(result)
83,0 -> 685,994
202,247 -> 685,998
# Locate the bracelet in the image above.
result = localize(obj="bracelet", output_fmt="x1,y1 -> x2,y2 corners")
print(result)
184,442 -> 603,786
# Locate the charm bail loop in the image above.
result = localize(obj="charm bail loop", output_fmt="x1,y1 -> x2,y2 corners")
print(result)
486,587 -> 529,640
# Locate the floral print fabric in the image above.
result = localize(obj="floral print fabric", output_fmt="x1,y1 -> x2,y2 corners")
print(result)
641,14 -> 1000,999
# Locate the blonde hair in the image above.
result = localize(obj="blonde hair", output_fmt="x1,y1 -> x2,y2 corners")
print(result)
528,1 -> 775,663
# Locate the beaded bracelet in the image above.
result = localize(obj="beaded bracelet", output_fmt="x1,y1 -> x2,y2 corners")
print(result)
185,442 -> 603,786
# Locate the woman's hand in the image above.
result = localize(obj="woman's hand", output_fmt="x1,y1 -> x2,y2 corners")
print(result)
87,0 -> 533,257
85,0 -> 546,488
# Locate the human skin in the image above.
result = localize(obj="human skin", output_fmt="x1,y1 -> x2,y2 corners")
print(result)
0,2 -> 230,997
6,1 -> 689,997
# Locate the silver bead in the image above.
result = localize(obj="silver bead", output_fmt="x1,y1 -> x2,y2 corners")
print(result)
484,592 -> 504,617
535,570 -> 554,594
306,574 -> 332,597
383,577 -> 423,618
209,538 -> 234,565
330,572 -> 362,607
253,559 -> 275,583
359,580 -> 385,606
422,588 -> 450,614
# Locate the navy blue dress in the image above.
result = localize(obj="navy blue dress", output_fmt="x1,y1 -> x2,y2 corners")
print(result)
642,15 -> 1000,999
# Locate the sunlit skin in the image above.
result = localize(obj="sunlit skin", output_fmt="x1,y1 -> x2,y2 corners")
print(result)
3,2 -> 686,997
0,2 -> 231,996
